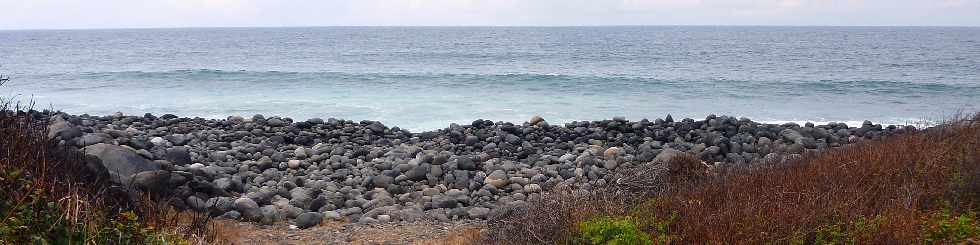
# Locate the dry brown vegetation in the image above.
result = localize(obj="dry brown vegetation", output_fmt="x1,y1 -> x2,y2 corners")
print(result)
485,186 -> 631,244
486,114 -> 980,244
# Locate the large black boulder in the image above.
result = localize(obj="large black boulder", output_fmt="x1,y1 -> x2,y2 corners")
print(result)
83,143 -> 161,186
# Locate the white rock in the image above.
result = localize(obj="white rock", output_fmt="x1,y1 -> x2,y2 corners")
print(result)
288,160 -> 302,169
603,147 -> 621,159
529,115 -> 545,125
150,137 -> 166,146
323,211 -> 342,220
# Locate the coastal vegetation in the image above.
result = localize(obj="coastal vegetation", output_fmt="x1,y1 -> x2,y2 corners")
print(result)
485,114 -> 980,244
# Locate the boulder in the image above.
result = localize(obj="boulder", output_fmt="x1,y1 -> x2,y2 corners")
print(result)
186,196 -> 209,211
214,177 -> 243,193
463,135 -> 480,146
529,115 -> 545,125
165,146 -> 193,165
234,198 -> 262,221
780,129 -> 805,145
165,134 -> 191,146
485,170 -> 509,188
287,160 -> 302,169
372,175 -> 394,188
259,205 -> 281,225
130,170 -> 172,192
456,157 -> 476,171
266,118 -> 286,127
404,164 -> 429,181
78,133 -> 112,147
603,147 -> 621,159
295,212 -> 323,229
150,137 -> 167,146
83,143 -> 161,186
47,117 -> 82,140
467,207 -> 490,219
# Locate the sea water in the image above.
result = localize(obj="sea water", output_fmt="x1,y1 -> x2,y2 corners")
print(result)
1,26 -> 978,131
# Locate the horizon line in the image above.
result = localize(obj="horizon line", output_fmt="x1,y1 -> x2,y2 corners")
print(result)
3,24 -> 980,31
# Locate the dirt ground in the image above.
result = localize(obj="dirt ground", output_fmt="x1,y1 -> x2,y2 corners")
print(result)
213,219 -> 484,245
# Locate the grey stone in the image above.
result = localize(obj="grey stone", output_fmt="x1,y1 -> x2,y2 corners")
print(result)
78,133 -> 112,147
289,187 -> 313,209
165,134 -> 191,146
358,217 -> 379,224
83,143 -> 161,186
295,212 -> 323,229
485,170 -> 509,188
220,211 -> 241,220
266,118 -> 286,127
781,129 -> 805,145
294,147 -> 309,160
214,177 -> 243,193
165,146 -> 192,165
131,170 -> 171,192
234,197 -> 262,221
372,175 -> 394,188
456,157 -> 476,170
467,207 -> 490,219
404,164 -> 429,181
464,135 -> 480,146
323,211 -> 343,221
187,196 -> 209,211
259,205 -> 281,225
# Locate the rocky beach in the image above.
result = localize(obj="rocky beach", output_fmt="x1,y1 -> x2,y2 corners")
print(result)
44,112 -> 909,228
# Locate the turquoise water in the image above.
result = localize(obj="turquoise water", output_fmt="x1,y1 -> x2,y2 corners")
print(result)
2,26 -> 978,131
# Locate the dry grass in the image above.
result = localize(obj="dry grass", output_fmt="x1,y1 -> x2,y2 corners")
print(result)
417,226 -> 483,245
651,114 -> 980,243
484,114 -> 980,244
484,186 -> 632,244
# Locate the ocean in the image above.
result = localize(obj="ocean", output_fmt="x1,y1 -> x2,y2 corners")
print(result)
1,26 -> 978,131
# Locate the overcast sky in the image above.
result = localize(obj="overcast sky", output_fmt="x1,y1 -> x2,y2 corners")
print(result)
2,0 -> 979,29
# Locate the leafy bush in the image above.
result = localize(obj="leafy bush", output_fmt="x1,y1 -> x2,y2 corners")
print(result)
576,216 -> 652,245
791,215 -> 882,245
922,210 -> 980,243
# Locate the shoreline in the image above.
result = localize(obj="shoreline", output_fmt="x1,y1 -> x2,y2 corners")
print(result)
45,109 -> 934,133
46,111 -> 910,227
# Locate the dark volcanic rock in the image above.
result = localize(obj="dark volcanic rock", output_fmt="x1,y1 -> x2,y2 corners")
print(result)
83,143 -> 161,186
295,212 -> 323,229
165,146 -> 193,165
51,111 -> 903,226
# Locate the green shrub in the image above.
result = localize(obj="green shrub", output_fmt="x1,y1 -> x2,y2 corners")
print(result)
922,210 -> 980,243
800,215 -> 881,245
576,216 -> 653,245
0,167 -> 189,244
